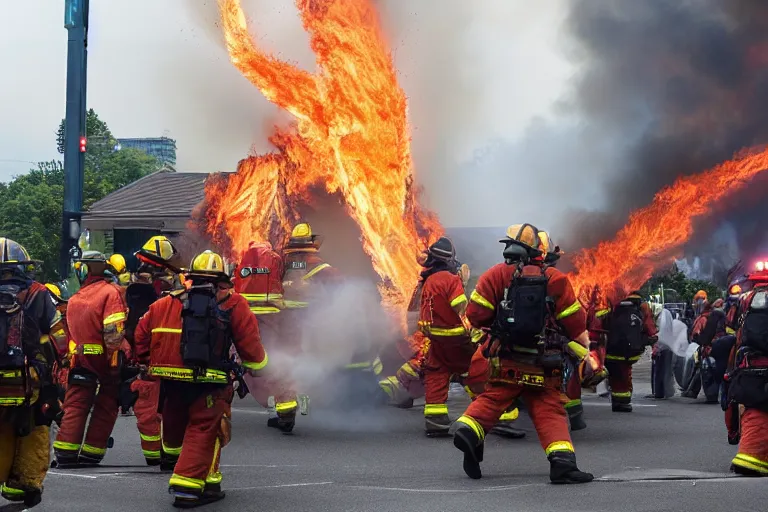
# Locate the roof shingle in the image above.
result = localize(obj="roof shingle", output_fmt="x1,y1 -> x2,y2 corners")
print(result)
84,170 -> 220,219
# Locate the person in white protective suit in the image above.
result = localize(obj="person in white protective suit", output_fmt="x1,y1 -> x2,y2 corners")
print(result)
650,306 -> 689,399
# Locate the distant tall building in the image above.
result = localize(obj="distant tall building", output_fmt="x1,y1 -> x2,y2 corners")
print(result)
116,136 -> 177,166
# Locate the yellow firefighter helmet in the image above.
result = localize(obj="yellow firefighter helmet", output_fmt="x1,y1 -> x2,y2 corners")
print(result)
500,224 -> 541,250
189,250 -> 229,281
291,223 -> 313,239
108,254 -> 127,274
45,283 -> 61,297
0,237 -> 32,264
136,235 -> 178,267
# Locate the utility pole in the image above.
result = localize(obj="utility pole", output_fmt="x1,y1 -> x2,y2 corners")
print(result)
59,0 -> 89,277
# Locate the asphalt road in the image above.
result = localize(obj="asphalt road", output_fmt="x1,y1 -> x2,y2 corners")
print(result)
5,360 -> 767,512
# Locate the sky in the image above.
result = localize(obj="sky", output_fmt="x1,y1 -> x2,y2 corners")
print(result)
0,0 -> 601,229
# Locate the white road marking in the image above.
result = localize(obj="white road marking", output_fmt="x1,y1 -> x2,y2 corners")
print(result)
584,402 -> 658,407
232,408 -> 270,415
48,471 -> 99,479
228,481 -> 333,490
347,483 -> 543,493
221,464 -> 300,468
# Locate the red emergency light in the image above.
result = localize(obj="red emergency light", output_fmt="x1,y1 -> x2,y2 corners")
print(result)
79,136 -> 87,153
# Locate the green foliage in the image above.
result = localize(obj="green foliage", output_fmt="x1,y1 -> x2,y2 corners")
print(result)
0,110 -> 160,282
641,264 -> 723,304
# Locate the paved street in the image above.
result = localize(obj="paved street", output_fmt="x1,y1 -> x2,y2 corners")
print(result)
5,360 -> 767,512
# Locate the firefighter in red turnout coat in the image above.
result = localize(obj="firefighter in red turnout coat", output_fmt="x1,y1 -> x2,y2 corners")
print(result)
604,291 -> 658,412
54,251 -> 129,466
724,284 -> 768,476
452,224 -> 594,484
134,250 -> 268,507
234,241 -> 298,433
417,237 -> 475,436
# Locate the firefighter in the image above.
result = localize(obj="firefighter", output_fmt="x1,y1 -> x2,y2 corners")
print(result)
692,289 -> 708,316
45,284 -> 70,390
724,284 -> 768,476
416,237 -> 476,437
44,283 -> 69,463
683,298 -> 726,401
134,250 -> 268,507
53,251 -> 129,466
452,224 -> 595,483
378,249 -> 434,409
0,238 -> 60,507
234,241 -> 298,433
604,290 -> 658,412
283,222 -> 339,297
107,253 -> 131,287
123,235 -> 181,466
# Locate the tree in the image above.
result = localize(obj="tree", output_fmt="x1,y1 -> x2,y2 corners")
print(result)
0,110 -> 161,282
641,264 -> 723,304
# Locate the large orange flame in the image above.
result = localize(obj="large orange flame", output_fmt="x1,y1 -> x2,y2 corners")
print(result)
570,147 -> 768,302
205,0 -> 442,314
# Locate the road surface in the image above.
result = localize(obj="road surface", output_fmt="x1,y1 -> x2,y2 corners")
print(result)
5,360 -> 767,512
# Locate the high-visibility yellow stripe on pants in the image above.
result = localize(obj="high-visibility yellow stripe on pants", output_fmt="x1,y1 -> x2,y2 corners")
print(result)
275,400 -> 298,414
163,443 -> 182,457
0,484 -> 24,497
53,440 -> 81,452
424,403 -> 448,416
545,441 -> 574,455
455,415 -> 485,441
143,449 -> 161,459
564,399 -> 582,409
81,444 -> 106,456
499,408 -> 519,422
732,453 -> 768,474
169,474 -> 205,490
140,433 -> 162,442
206,438 -> 222,484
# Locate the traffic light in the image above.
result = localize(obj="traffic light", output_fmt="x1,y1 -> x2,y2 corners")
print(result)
79,136 -> 87,153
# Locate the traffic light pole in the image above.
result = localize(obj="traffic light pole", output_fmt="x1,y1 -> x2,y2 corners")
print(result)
59,0 -> 89,277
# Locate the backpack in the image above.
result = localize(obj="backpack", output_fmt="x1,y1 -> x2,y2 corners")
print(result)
606,298 -> 646,357
741,289 -> 768,355
698,309 -> 725,347
124,282 -> 159,345
180,285 -> 231,370
0,284 -> 43,406
234,243 -> 284,305
491,266 -> 550,349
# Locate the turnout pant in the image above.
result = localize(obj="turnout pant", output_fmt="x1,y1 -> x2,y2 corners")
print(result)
248,314 -> 298,417
0,417 -> 49,502
379,332 -> 427,405
564,366 -> 583,417
731,407 -> 768,475
605,358 -> 636,406
54,377 -> 119,464
459,362 -> 573,457
162,382 -> 233,495
131,377 -> 162,464
423,338 -> 474,418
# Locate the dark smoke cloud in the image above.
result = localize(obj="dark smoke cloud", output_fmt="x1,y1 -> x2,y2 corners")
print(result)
563,0 -> 768,271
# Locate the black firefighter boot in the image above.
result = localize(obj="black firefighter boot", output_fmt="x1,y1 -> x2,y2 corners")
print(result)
452,420 -> 485,479
548,451 -> 594,484
425,413 -> 452,437
566,401 -> 587,431
489,408 -> 526,438
611,393 -> 632,413
171,484 -> 226,509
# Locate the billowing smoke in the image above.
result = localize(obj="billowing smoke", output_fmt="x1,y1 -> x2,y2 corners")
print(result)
562,0 -> 768,278
244,280 -> 403,430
